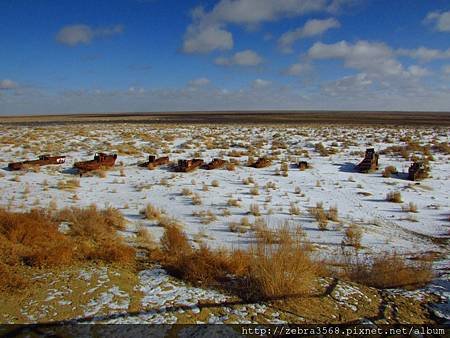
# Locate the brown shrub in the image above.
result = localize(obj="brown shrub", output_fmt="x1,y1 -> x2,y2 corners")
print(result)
246,233 -> 317,300
155,223 -> 317,301
386,191 -> 402,203
102,206 -> 127,230
136,226 -> 156,249
0,262 -> 26,292
309,204 -> 328,230
160,226 -> 192,257
140,203 -> 163,221
342,224 -> 363,249
326,205 -> 339,222
0,206 -> 136,291
340,252 -> 433,289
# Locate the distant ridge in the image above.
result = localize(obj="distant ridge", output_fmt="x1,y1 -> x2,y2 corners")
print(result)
1,111 -> 450,126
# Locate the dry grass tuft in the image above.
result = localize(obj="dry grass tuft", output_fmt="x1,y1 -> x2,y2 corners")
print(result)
246,227 -> 316,300
326,205 -> 339,222
57,178 -> 80,190
339,252 -> 433,290
309,203 -> 328,230
402,202 -> 418,213
0,206 -> 135,292
191,193 -> 202,205
249,203 -> 261,216
227,198 -> 240,207
140,203 -> 163,221
341,224 -> 363,249
386,191 -> 402,203
154,223 -> 317,301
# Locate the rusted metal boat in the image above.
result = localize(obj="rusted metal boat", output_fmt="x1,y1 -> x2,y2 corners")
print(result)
174,159 -> 204,172
250,158 -> 272,168
74,153 -> 117,173
8,155 -> 66,171
139,155 -> 170,169
408,161 -> 429,181
203,158 -> 226,170
356,148 -> 379,173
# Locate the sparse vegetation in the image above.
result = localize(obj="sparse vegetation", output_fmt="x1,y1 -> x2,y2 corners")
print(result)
154,223 -> 317,301
249,203 -> 261,216
402,202 -> 418,213
0,206 -> 135,292
342,224 -> 363,249
140,203 -> 163,220
339,252 -> 433,290
386,191 -> 403,203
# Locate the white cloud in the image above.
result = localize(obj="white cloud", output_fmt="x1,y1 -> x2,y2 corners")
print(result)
322,73 -> 372,97
0,79 -> 18,90
203,0 -> 327,26
215,50 -> 263,66
188,77 -> 211,86
424,10 -> 450,32
278,18 -> 340,53
252,78 -> 271,88
397,47 -> 450,62
182,24 -> 233,53
284,62 -> 311,76
307,40 -> 427,78
182,0 -> 353,53
407,65 -> 430,77
56,24 -> 124,46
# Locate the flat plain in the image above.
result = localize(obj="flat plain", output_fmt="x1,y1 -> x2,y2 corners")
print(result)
0,112 -> 448,325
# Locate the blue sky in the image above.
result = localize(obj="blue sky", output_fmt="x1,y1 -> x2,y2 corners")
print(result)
1,0 -> 450,115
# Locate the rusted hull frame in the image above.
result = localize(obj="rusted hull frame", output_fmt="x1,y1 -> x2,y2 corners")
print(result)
139,156 -> 170,168
74,154 -> 117,173
251,158 -> 272,168
203,159 -> 226,170
174,159 -> 204,172
8,156 -> 66,171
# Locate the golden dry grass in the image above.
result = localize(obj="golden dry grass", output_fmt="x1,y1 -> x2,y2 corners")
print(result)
386,191 -> 403,203
339,252 -> 433,289
153,222 -> 317,301
0,206 -> 135,292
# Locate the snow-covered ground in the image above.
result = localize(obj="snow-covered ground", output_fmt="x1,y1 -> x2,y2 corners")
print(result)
0,123 -> 448,323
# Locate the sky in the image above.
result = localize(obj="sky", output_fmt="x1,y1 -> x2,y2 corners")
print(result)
1,0 -> 450,115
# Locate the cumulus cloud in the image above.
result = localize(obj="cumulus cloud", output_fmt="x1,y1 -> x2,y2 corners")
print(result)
252,78 -> 271,88
322,73 -> 372,97
397,47 -> 450,62
283,62 -> 312,76
278,18 -> 340,53
182,24 -> 233,53
215,50 -> 263,66
0,79 -> 18,90
56,24 -> 124,46
182,0 -> 353,53
307,40 -> 428,79
424,10 -> 450,32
